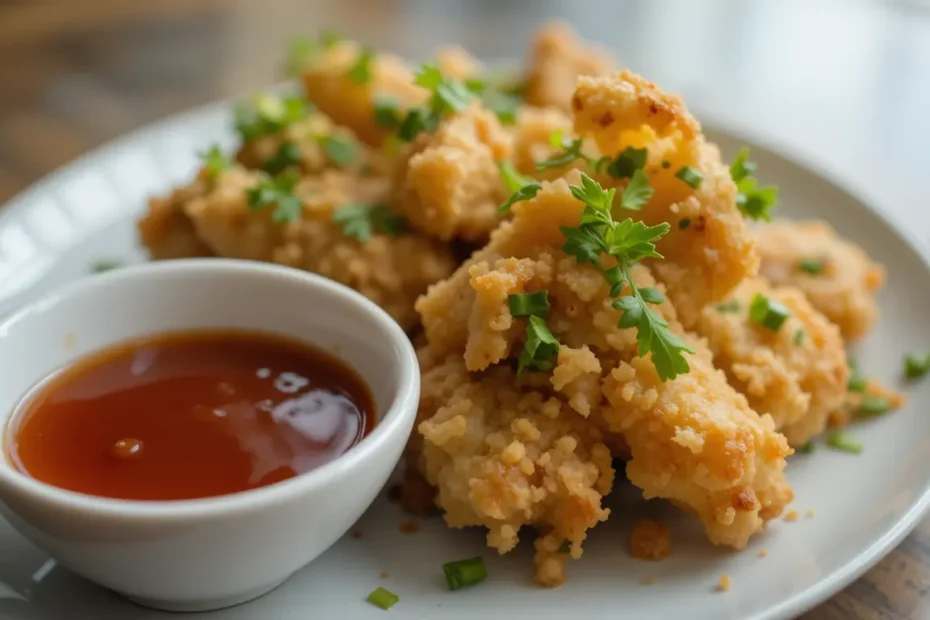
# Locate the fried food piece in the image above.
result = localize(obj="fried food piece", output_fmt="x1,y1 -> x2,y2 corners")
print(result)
417,354 -> 615,587
138,177 -> 213,260
755,220 -> 884,340
235,113 -> 387,176
510,105 -> 575,178
697,278 -> 849,446
571,71 -> 758,326
523,21 -> 615,112
182,166 -> 455,331
434,46 -> 483,80
392,104 -> 513,241
300,41 -> 426,147
415,173 -> 792,568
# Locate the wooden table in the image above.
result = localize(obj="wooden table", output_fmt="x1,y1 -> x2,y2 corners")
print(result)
1,0 -> 929,617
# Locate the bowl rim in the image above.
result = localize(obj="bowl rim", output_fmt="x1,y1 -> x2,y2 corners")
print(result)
0,258 -> 420,520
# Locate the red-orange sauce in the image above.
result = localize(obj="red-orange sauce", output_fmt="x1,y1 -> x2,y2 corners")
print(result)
6,330 -> 374,501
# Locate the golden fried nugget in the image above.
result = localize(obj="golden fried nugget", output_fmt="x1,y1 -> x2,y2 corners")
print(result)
182,166 -> 455,331
697,278 -> 848,447
571,71 -> 757,326
510,105 -> 576,178
523,21 -> 615,112
393,104 -> 513,241
415,174 -> 791,568
417,354 -> 615,587
301,41 -> 426,147
755,220 -> 884,340
138,177 -> 214,260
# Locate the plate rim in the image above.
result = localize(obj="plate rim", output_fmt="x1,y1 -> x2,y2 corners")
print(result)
2,97 -> 930,620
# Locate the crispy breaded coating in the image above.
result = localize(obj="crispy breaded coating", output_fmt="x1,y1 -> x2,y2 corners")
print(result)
235,113 -> 387,176
510,105 -> 575,178
138,177 -> 213,260
181,166 -> 455,331
434,46 -> 483,80
755,220 -> 884,341
523,21 -> 615,112
697,278 -> 849,447
414,173 -> 792,573
630,519 -> 671,560
300,41 -> 426,147
417,354 -> 615,587
571,71 -> 758,327
393,104 -> 513,241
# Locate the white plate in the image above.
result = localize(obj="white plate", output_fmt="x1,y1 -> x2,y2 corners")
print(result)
1,101 -> 930,620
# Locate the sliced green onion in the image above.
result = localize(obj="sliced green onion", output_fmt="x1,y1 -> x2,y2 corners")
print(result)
715,300 -> 740,313
748,293 -> 790,332
826,431 -> 862,454
856,396 -> 892,418
367,586 -> 399,610
793,328 -> 805,345
508,291 -> 549,318
847,359 -> 867,393
374,97 -> 402,128
443,557 -> 487,591
678,218 -> 691,230
798,257 -> 825,275
675,165 -> 703,189
904,350 -> 930,379
797,441 -> 814,454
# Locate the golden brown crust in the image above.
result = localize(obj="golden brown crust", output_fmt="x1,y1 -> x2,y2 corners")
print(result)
755,220 -> 884,341
138,177 -> 214,260
392,104 -> 513,241
697,278 -> 849,447
523,21 -> 615,112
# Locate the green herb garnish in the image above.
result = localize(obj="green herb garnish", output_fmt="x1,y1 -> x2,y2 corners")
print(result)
318,134 -> 357,167
498,161 -> 542,214
234,94 -> 309,141
443,557 -> 487,591
347,48 -> 375,84
730,147 -> 778,221
536,130 -> 591,171
91,260 -> 122,273
262,142 -> 302,175
797,441 -> 815,454
794,328 -> 805,345
395,65 -> 478,142
605,147 -> 648,179
561,173 -> 692,381
373,96 -> 402,128
675,165 -> 704,189
517,315 -> 560,375
618,169 -> 654,211
748,293 -> 790,332
826,431 -> 862,454
847,359 -> 867,393
282,31 -> 341,77
508,291 -> 550,318
798,257 -> 825,275
366,586 -> 399,610
856,396 -> 892,418
904,351 -> 930,379
715,300 -> 741,313
678,218 -> 691,230
246,170 -> 303,223
332,203 -> 405,243
199,145 -> 231,180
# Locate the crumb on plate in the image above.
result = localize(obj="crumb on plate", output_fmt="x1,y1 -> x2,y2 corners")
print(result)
630,518 -> 671,560
783,510 -> 799,522
718,574 -> 732,592
399,520 -> 421,534
758,548 -> 768,558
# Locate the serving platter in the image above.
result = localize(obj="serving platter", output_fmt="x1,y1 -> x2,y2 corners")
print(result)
1,99 -> 930,620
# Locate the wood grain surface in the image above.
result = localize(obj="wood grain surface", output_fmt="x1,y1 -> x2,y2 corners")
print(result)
1,1 -> 929,617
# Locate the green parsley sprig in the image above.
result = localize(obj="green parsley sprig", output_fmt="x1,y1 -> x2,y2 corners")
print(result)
332,203 -> 406,243
730,147 -> 778,221
347,47 -> 375,84
234,94 -> 310,142
536,130 -> 594,171
507,291 -> 559,375
395,64 -> 478,142
498,161 -> 541,214
199,145 -> 232,180
262,142 -> 302,175
318,134 -> 357,167
247,170 -> 303,223
561,174 -> 693,381
282,30 -> 341,77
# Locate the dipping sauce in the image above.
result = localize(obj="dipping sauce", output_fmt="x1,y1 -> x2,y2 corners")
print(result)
6,330 -> 374,501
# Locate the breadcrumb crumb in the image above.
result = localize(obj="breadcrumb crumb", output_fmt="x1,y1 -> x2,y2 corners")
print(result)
380,572 -> 390,579
630,519 -> 672,560
783,510 -> 799,522
718,574 -> 732,592
806,509 -> 815,518
399,520 -> 421,534
758,548 -> 768,558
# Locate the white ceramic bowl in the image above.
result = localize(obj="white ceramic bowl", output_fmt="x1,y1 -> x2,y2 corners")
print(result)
0,259 -> 419,612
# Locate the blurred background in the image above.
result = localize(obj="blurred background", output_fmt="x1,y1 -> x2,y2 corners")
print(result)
0,1 -> 929,617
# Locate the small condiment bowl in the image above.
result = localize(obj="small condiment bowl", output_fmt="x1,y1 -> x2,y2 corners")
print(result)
0,259 -> 419,612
